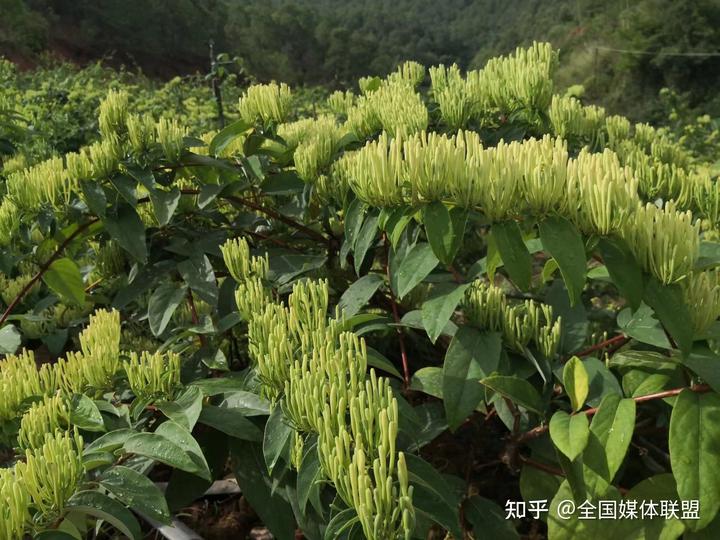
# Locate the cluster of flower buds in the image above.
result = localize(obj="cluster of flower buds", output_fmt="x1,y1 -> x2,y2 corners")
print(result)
346,80 -> 428,140
548,95 -> 606,149
98,89 -> 129,139
0,273 -> 39,306
220,251 -> 415,539
682,269 -> 720,334
239,82 -> 292,126
565,149 -> 638,235
0,350 -> 51,423
17,394 -> 69,451
605,115 -> 631,147
221,237 -> 270,283
0,468 -> 29,540
0,199 -> 19,247
287,115 -> 347,182
327,90 -> 355,116
430,63 -> 478,130
156,117 -> 187,163
6,156 -> 75,210
14,430 -> 84,524
479,41 -> 557,117
623,201 -> 700,284
126,113 -> 158,156
387,60 -> 426,88
124,350 -> 181,401
463,280 -> 561,359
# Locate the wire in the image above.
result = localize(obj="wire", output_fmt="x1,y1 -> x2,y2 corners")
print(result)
595,46 -> 720,58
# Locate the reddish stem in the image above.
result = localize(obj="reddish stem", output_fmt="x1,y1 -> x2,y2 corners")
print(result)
574,334 -> 629,358
186,290 -> 207,347
0,218 -> 100,327
517,383 -> 712,443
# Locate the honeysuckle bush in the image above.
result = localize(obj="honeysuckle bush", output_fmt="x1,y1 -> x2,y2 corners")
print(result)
0,42 -> 719,539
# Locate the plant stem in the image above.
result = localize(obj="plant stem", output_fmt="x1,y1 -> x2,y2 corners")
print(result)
0,218 -> 100,326
517,383 -> 711,444
383,234 -> 410,388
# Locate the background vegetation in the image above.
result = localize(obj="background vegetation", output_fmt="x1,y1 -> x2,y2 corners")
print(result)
2,0 -> 720,120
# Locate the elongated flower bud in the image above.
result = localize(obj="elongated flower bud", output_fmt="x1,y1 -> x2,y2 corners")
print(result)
15,430 -> 83,523
239,82 -> 292,126
0,468 -> 29,540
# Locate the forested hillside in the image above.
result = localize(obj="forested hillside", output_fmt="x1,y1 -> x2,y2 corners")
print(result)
2,0 -> 719,120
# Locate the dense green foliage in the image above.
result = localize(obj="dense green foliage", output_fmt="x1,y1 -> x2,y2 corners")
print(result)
1,41 -> 720,539
3,0 -> 720,120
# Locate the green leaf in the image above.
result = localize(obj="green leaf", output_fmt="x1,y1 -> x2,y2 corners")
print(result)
34,530 -> 77,540
643,277 -> 694,355
104,205 -> 147,263
480,375 -> 545,415
411,367 -> 444,399
546,280 -> 588,355
353,210 -> 379,274
209,118 -> 251,156
622,474 -> 686,540
0,324 -> 21,354
338,273 -> 384,318
405,453 -> 462,538
421,282 -> 470,344
149,187 -> 181,226
582,393 -> 636,497
190,376 -> 252,396
563,356 -> 589,412
681,346 -> 720,394
297,440 -> 322,514
366,347 -> 402,379
84,429 -> 135,454
82,451 -> 116,471
155,421 -> 211,480
156,386 -> 203,431
443,328 -> 501,430
423,201 -> 467,265
80,180 -> 107,217
539,216 -> 586,306
69,394 -> 106,432
617,304 -> 671,349
177,255 -> 218,306
344,198 -> 367,249
99,466 -> 171,525
465,496 -> 519,540
263,405 -> 293,474
324,508 -> 359,540
395,243 -> 439,298
669,390 -> 720,530
66,491 -> 142,540
549,411 -> 589,461
220,391 -> 271,416
385,206 -> 414,249
230,440 -> 296,540
261,171 -> 304,195
492,220 -> 532,291
598,237 -> 643,311
43,258 -> 85,306
123,432 -> 206,478
147,283 -> 186,336
198,405 -> 263,441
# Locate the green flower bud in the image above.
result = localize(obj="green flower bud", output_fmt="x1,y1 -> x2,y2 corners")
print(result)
239,82 -> 292,126
18,394 -> 69,451
0,468 -> 30,540
15,430 -> 84,523
124,350 -> 181,401
156,117 -> 187,163
98,89 -> 129,139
